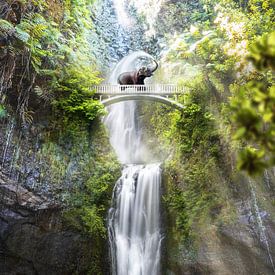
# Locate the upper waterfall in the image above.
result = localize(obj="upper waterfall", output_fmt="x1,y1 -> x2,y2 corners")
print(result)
105,51 -> 157,164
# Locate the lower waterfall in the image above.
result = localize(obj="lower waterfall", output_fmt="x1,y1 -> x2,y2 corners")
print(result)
105,52 -> 162,275
108,164 -> 162,275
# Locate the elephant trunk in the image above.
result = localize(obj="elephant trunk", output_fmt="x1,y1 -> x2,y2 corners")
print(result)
150,59 -> 158,73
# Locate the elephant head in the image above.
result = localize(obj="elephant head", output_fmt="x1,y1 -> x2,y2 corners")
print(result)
138,59 -> 158,76
137,66 -> 153,78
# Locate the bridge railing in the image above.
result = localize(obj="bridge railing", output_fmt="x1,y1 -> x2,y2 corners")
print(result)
93,84 -> 184,95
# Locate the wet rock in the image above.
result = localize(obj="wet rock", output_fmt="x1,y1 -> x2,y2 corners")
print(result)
165,202 -> 275,275
0,182 -> 54,211
0,173 -> 109,274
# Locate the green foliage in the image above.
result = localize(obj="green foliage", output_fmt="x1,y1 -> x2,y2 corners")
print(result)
53,65 -> 105,121
81,206 -> 106,236
69,171 -> 118,236
144,82 -> 225,250
0,105 -> 7,118
173,101 -> 219,157
161,0 -> 274,177
155,80 -> 220,162
16,13 -> 49,71
0,0 -> 104,124
64,157 -> 120,237
147,0 -> 275,257
248,32 -> 275,71
154,1 -> 210,35
55,121 -> 121,239
161,91 -> 222,243
0,19 -> 15,37
231,31 -> 275,175
237,147 -> 267,175
164,160 -> 219,242
36,117 -> 120,241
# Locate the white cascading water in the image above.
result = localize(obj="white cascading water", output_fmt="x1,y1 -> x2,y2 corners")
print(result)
105,51 -> 154,164
106,52 -> 162,275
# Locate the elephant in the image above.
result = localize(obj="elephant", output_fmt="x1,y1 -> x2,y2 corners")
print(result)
117,59 -> 158,85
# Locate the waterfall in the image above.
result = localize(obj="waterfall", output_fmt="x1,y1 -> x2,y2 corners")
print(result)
1,118 -> 15,167
108,164 -> 162,275
105,51 -> 154,164
249,179 -> 275,273
105,51 -> 162,275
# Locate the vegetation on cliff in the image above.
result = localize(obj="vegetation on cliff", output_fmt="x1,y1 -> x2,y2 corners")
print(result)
0,1 -> 120,273
157,0 -> 275,174
0,0 -> 104,124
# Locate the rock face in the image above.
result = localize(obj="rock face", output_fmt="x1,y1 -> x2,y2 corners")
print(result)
0,172 -> 108,275
166,226 -> 275,275
165,201 -> 275,275
196,224 -> 274,274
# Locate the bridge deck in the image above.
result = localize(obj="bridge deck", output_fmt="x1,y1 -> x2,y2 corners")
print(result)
93,84 -> 185,109
94,84 -> 184,95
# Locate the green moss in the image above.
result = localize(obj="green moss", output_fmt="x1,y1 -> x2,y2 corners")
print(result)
63,148 -> 120,239
37,116 -> 120,237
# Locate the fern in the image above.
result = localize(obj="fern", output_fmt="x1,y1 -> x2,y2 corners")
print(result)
0,0 -> 104,124
19,104 -> 34,125
0,19 -> 15,38
34,85 -> 53,102
14,26 -> 30,42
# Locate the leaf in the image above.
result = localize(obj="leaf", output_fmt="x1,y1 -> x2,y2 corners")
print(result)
0,19 -> 15,35
0,105 -> 7,119
269,85 -> 275,99
237,147 -> 267,175
15,26 -> 30,43
233,127 -> 246,139
263,112 -> 273,122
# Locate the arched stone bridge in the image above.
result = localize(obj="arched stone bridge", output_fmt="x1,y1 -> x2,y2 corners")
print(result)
93,84 -> 185,110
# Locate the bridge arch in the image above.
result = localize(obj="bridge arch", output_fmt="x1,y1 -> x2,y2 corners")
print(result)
101,94 -> 184,110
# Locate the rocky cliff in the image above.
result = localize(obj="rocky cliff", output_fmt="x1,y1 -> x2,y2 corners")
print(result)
0,171 -> 112,275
